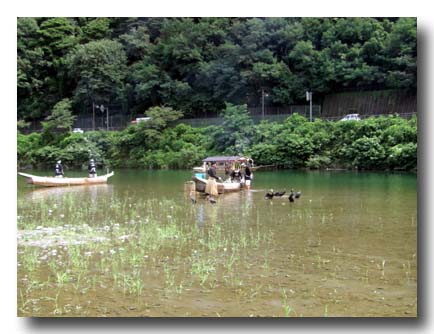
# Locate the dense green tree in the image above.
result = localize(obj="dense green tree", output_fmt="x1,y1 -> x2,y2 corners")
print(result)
145,106 -> 184,130
17,17 -> 417,124
384,18 -> 417,90
65,39 -> 127,108
211,103 -> 254,154
80,18 -> 111,42
17,18 -> 47,118
41,98 -> 76,132
38,17 -> 78,58
18,111 -> 417,171
119,25 -> 151,62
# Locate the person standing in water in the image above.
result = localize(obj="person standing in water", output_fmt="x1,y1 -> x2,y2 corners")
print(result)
243,160 -> 253,190
205,161 -> 219,201
55,160 -> 64,178
88,159 -> 97,178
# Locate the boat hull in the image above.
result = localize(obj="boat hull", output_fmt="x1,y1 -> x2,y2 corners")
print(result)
192,175 -> 241,194
18,172 -> 114,187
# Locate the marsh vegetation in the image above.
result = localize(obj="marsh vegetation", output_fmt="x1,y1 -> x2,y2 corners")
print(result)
17,170 -> 417,317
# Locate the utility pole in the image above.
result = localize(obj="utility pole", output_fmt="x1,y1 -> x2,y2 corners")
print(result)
306,91 -> 313,122
261,88 -> 269,119
92,102 -> 95,130
95,104 -> 108,131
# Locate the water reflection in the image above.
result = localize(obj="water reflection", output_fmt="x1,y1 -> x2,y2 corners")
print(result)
26,184 -> 113,202
17,170 -> 417,317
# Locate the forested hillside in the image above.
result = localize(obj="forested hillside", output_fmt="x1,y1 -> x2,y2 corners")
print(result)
18,17 -> 417,121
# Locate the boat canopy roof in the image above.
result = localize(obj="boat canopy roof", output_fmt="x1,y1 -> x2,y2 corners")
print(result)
202,156 -> 247,163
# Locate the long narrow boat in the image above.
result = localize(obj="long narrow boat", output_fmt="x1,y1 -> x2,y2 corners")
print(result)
192,174 -> 241,194
18,171 -> 114,187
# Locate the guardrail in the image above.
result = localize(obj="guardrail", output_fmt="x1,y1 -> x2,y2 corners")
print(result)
19,112 -> 417,134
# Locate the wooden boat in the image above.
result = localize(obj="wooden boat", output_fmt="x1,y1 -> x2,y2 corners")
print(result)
192,156 -> 255,194
192,174 -> 241,194
195,156 -> 253,172
18,171 -> 114,187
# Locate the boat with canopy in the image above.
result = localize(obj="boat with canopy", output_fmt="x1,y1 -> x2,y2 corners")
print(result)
192,156 -> 253,194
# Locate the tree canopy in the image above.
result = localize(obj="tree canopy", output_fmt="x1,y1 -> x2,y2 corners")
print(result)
17,17 -> 417,121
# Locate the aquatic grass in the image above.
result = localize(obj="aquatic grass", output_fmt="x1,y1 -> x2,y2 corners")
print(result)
19,188 -> 416,317
280,288 -> 297,317
380,259 -> 386,279
191,256 -> 216,287
116,271 -> 145,296
56,271 -> 70,287
19,289 -> 32,314
21,247 -> 41,273
163,263 -> 176,289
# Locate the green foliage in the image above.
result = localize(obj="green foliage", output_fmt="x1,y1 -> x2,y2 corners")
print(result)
212,103 -> 254,154
17,16 -> 417,171
348,136 -> 386,169
145,106 -> 184,130
18,17 -> 416,121
275,132 -> 315,168
65,39 -> 127,106
17,120 -> 31,131
38,18 -> 78,58
33,145 -> 64,167
387,143 -> 417,170
17,112 -> 417,171
306,155 -> 332,169
42,98 -> 76,132
80,18 -> 111,42
17,132 -> 42,167
248,143 -> 279,166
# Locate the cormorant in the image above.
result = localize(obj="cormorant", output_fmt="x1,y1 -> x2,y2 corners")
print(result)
189,192 -> 197,204
207,196 -> 217,204
288,189 -> 295,202
264,189 -> 274,200
273,190 -> 286,197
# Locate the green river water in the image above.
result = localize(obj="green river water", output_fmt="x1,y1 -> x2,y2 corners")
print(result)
17,170 -> 417,317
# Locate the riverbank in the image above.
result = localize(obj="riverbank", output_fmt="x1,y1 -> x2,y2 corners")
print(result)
18,113 -> 417,172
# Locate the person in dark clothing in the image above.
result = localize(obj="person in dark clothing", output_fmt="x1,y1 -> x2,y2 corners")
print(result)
55,160 -> 64,177
207,162 -> 219,181
88,159 -> 97,178
205,162 -> 219,199
244,164 -> 252,189
224,163 -> 231,176
230,169 -> 242,182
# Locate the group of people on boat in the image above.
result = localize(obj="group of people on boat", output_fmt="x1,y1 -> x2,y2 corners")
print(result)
204,159 -> 254,201
54,159 -> 97,178
227,159 -> 253,189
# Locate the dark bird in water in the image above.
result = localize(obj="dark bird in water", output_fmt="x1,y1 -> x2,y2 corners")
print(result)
295,191 -> 302,199
264,189 -> 274,200
206,196 -> 217,204
273,190 -> 286,197
288,189 -> 295,202
189,192 -> 197,204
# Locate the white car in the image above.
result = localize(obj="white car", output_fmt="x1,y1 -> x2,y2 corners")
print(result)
73,128 -> 84,133
340,114 -> 361,121
131,117 -> 151,124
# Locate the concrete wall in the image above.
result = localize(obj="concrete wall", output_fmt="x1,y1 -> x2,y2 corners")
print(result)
321,90 -> 417,118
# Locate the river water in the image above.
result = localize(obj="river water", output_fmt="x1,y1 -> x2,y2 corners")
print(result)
17,170 -> 417,317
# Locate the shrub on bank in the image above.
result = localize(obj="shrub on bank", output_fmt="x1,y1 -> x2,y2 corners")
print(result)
17,113 -> 417,171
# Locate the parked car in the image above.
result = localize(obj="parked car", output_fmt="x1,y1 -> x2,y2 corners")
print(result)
340,114 -> 361,121
131,117 -> 151,125
73,128 -> 84,133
